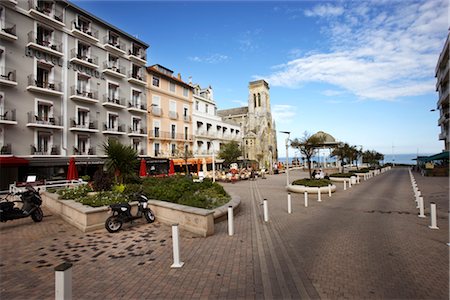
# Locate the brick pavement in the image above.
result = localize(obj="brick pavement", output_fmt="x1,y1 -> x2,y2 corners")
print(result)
0,167 -> 448,299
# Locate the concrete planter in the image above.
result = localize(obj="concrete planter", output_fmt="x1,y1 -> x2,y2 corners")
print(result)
286,184 -> 336,194
330,176 -> 357,184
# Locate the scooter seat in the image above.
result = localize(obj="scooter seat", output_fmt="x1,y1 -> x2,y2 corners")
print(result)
110,203 -> 131,210
0,202 -> 14,212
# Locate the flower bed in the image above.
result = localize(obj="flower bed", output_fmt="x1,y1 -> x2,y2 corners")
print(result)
287,178 -> 336,194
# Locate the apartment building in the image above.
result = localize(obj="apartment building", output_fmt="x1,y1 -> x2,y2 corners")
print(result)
146,65 -> 193,159
0,0 -> 148,187
192,84 -> 242,159
435,33 -> 449,151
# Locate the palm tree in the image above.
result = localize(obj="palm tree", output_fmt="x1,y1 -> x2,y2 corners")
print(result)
103,139 -> 138,184
290,132 -> 325,179
331,142 -> 347,172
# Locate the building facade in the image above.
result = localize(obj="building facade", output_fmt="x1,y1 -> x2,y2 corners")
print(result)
217,80 -> 278,170
0,0 -> 148,188
146,64 -> 193,159
435,33 -> 449,151
192,84 -> 241,158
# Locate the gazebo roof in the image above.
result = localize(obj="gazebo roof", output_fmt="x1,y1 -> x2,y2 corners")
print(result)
311,131 -> 338,146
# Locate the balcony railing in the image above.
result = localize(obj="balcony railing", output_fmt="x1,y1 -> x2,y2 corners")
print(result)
0,109 -> 16,122
70,118 -> 98,130
103,94 -> 125,107
1,21 -> 17,37
28,0 -> 64,24
71,20 -> 99,40
70,86 -> 98,100
149,130 -> 193,141
128,127 -> 147,135
127,70 -> 145,81
128,102 -> 146,111
73,146 -> 96,155
103,61 -> 125,75
70,49 -> 99,66
0,144 -> 12,155
27,112 -> 62,126
28,75 -> 62,92
27,31 -> 62,53
128,48 -> 147,61
31,144 -> 60,155
0,68 -> 17,83
183,115 -> 191,122
151,107 -> 162,116
102,122 -> 125,133
103,36 -> 126,53
169,111 -> 178,120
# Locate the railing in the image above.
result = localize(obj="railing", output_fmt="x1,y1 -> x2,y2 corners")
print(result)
128,127 -> 147,134
103,94 -> 125,106
149,130 -> 193,141
27,75 -> 62,92
103,61 -> 125,75
151,107 -> 162,116
169,111 -> 178,120
0,144 -> 12,155
9,179 -> 87,194
28,0 -> 64,23
183,115 -> 191,122
0,109 -> 17,122
71,20 -> 99,39
128,48 -> 147,61
27,112 -> 62,126
128,102 -> 146,110
30,144 -> 60,155
70,118 -> 98,130
70,49 -> 98,65
0,68 -> 16,82
1,21 -> 16,36
127,70 -> 145,81
102,122 -> 125,133
27,31 -> 62,52
73,146 -> 95,155
70,86 -> 98,100
103,36 -> 125,52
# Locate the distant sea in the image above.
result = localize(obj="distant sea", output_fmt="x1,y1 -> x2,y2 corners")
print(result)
278,153 -> 434,166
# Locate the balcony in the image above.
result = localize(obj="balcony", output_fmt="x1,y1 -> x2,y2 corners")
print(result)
102,123 -> 126,135
151,106 -> 162,116
27,75 -> 63,96
169,111 -> 178,120
128,49 -> 147,65
437,87 -> 449,108
73,146 -> 96,156
69,119 -> 99,133
439,131 -> 448,140
0,109 -> 18,125
102,95 -> 126,109
71,20 -> 99,44
69,86 -> 99,103
69,49 -> 99,69
26,112 -> 63,129
0,68 -> 17,87
30,144 -> 61,156
3,0 -> 17,6
102,62 -> 126,78
148,130 -> 193,141
127,71 -> 146,86
103,36 -> 126,55
128,127 -> 147,137
27,31 -> 63,57
0,21 -> 17,41
28,0 -> 65,27
0,144 -> 12,155
127,102 -> 147,114
438,112 -> 449,126
183,115 -> 191,122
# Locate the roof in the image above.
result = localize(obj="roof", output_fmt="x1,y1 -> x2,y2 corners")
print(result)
147,65 -> 193,89
417,151 -> 449,162
217,107 -> 249,117
311,131 -> 339,145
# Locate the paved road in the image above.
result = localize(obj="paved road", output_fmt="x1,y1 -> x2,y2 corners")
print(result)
0,167 -> 448,299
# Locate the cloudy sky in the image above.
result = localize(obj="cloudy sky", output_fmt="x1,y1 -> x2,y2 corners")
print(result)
74,0 -> 448,157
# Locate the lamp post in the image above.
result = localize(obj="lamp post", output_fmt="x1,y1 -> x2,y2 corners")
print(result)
280,131 -> 290,186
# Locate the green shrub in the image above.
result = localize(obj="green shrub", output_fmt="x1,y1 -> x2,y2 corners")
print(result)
112,184 -> 125,194
57,184 -> 93,199
350,168 -> 369,173
329,173 -> 354,178
78,191 -> 128,207
81,175 -> 91,181
292,178 -> 332,187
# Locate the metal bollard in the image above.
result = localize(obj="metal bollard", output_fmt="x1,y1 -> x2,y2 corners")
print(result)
263,199 -> 269,222
304,191 -> 308,207
418,197 -> 426,218
344,180 -> 347,190
429,203 -> 439,229
328,184 -> 332,197
171,224 -> 184,268
55,262 -> 72,300
287,193 -> 292,214
228,206 -> 234,236
317,188 -> 322,202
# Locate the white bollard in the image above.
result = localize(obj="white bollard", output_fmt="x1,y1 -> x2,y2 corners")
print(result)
348,178 -> 352,188
356,175 -> 360,184
317,188 -> 322,202
418,197 -> 426,218
429,203 -> 439,229
263,199 -> 269,222
228,206 -> 234,236
287,193 -> 292,214
55,262 -> 72,300
171,224 -> 184,268
304,191 -> 308,207
328,184 -> 332,197
344,180 -> 347,190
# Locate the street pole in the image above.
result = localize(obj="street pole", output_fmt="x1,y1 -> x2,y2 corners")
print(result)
212,150 -> 215,183
280,131 -> 291,186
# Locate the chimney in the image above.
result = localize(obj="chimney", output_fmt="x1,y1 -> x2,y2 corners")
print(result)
177,73 -> 181,80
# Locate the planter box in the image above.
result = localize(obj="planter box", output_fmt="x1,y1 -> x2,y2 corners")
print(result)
41,192 -> 215,237
287,184 -> 336,194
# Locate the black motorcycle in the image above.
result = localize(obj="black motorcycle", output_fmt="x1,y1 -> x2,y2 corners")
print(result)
105,194 -> 155,233
0,184 -> 43,223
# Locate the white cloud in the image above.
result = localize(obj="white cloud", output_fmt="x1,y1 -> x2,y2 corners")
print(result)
304,3 -> 344,18
260,0 -> 448,101
272,104 -> 297,124
188,53 -> 229,64
322,89 -> 345,97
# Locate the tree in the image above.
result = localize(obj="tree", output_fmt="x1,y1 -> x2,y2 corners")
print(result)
290,132 -> 326,179
103,139 -> 138,184
362,150 -> 384,166
218,141 -> 241,168
331,142 -> 348,172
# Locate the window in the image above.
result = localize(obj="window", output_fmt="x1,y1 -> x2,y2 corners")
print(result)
37,131 -> 51,153
77,42 -> 90,60
76,134 -> 89,154
184,127 -> 188,140
131,43 -> 141,57
37,0 -> 53,15
107,113 -> 118,130
171,124 -> 176,139
36,66 -> 50,88
154,143 -> 160,157
77,107 -> 89,127
195,101 -> 199,111
183,87 -> 189,97
132,90 -> 141,107
258,93 -> 261,107
37,101 -> 52,122
171,144 -> 176,156
153,121 -> 160,138
108,31 -> 119,46
77,16 -> 91,34
36,25 -> 52,47
108,54 -> 119,70
152,76 -> 160,87
132,64 -> 141,80
77,73 -> 89,94
205,104 -> 208,113
108,82 -> 119,102
132,139 -> 141,153
169,100 -> 176,113
132,117 -> 141,132
169,82 -> 176,93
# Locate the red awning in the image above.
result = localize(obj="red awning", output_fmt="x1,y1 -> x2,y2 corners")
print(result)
0,156 -> 29,166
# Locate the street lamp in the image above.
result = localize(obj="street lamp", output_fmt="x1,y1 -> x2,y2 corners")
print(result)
280,131 -> 290,186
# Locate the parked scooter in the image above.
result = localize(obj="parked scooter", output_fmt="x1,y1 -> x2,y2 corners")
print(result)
105,194 -> 155,233
0,184 -> 43,223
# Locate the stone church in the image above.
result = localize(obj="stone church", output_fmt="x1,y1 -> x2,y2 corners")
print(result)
217,80 -> 278,171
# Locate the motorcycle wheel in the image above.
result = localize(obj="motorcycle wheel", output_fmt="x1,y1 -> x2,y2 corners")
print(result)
31,207 -> 43,222
105,216 -> 122,233
144,210 -> 155,223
